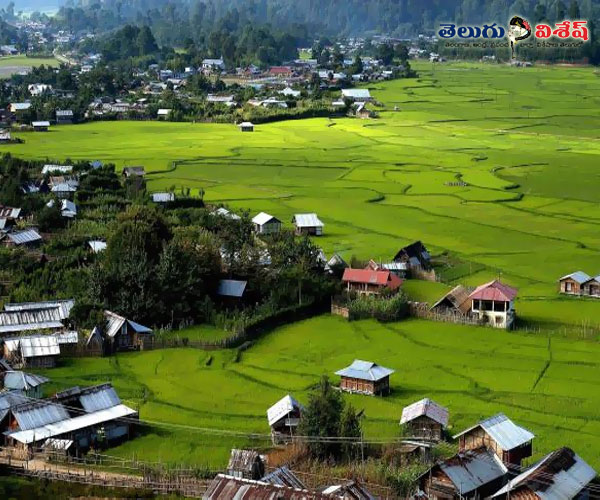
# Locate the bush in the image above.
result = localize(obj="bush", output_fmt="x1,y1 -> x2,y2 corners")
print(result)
347,293 -> 409,322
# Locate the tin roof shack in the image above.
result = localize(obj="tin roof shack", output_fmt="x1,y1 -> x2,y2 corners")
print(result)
32,121 -> 50,131
321,481 -> 376,500
203,474 -> 333,499
393,241 -> 431,271
261,466 -> 306,489
266,394 -> 303,444
292,213 -> 324,236
226,449 -> 265,480
0,299 -> 74,337
342,269 -> 402,296
122,166 -> 146,178
469,280 -> 518,329
400,398 -> 449,442
0,228 -> 42,248
335,359 -> 394,396
97,311 -> 154,353
0,206 -> 21,230
3,336 -> 61,368
454,413 -> 534,466
252,212 -> 281,235
2,371 -> 49,398
0,391 -> 28,432
490,447 -> 597,500
151,192 -> 175,204
418,447 -> 508,500
431,286 -> 473,317
558,271 -> 591,296
238,121 -> 254,132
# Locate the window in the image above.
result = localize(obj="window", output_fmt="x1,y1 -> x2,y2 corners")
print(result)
566,282 -> 573,292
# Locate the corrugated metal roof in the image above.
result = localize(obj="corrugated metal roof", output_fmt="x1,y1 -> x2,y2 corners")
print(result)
0,391 -> 28,422
79,384 -> 121,413
6,403 -> 137,444
292,213 -> 324,228
214,208 -> 241,220
227,449 -> 262,473
252,212 -> 279,226
104,311 -> 126,338
203,474 -> 334,499
341,89 -> 371,99
400,398 -> 449,427
11,400 -> 70,431
32,121 -> 50,127
152,192 -> 175,203
431,285 -> 473,315
4,300 -> 74,319
491,447 -> 596,500
0,206 -> 21,219
88,240 -> 107,253
439,448 -> 508,495
335,359 -> 394,382
54,331 -> 78,345
217,280 -> 247,298
4,335 -> 60,358
558,271 -> 592,284
261,467 -> 306,490
42,438 -> 73,450
5,229 -> 42,246
342,269 -> 402,290
41,165 -> 73,175
3,371 -> 49,391
469,280 -> 518,302
267,395 -> 303,427
321,481 -> 376,500
454,413 -> 534,450
381,262 -> 408,271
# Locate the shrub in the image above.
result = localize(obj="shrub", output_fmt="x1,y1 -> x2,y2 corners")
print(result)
347,293 -> 409,322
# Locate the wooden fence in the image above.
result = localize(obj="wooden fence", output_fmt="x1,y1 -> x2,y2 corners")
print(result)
408,302 -> 482,326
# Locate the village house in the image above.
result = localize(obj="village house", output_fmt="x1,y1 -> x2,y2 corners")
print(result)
0,391 -> 29,431
122,166 -> 146,178
2,371 -> 49,398
55,109 -> 74,124
47,199 -> 77,218
202,57 -> 225,73
400,398 -> 449,442
355,103 -> 376,119
558,271 -> 591,295
28,84 -> 53,97
3,335 -> 61,368
341,268 -> 402,295
393,240 -> 431,270
581,274 -> 600,298
42,164 -> 73,175
238,121 -> 255,132
430,285 -> 473,317
269,66 -> 293,78
335,359 -> 394,396
226,449 -> 265,480
252,212 -> 281,235
0,300 -> 75,338
418,447 -> 508,499
92,311 -> 154,353
261,466 -> 306,489
151,192 -> 175,204
0,228 -> 43,248
266,394 -> 303,444
0,206 -> 21,231
9,102 -> 32,118
292,213 -> 324,236
321,481 -> 376,500
454,413 -> 534,466
341,89 -> 372,102
469,280 -> 518,329
32,121 -> 50,132
489,447 -> 597,500
157,108 -> 172,120
203,474 -> 333,499
365,260 -> 408,279
49,176 -> 79,199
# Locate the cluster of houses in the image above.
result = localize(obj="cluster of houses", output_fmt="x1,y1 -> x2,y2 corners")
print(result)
264,389 -> 598,500
251,211 -> 325,237
558,271 -> 600,298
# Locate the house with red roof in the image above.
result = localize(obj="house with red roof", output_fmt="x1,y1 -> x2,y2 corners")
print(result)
268,66 -> 293,78
342,268 -> 403,296
468,280 -> 518,329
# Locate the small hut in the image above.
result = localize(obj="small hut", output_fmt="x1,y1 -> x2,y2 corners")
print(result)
400,398 -> 449,441
238,122 -> 254,132
266,394 -> 303,444
335,359 -> 394,396
226,449 -> 264,480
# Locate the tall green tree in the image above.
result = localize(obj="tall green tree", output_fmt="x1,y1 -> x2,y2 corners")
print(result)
339,404 -> 362,460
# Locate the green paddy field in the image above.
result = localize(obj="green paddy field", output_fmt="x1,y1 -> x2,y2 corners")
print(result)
7,61 -> 600,468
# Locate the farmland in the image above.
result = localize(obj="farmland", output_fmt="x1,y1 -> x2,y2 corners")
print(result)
7,61 -> 600,470
0,55 -> 59,78
40,315 -> 600,469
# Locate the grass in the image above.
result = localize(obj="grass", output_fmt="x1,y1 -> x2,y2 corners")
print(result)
38,314 -> 600,469
0,55 -> 59,78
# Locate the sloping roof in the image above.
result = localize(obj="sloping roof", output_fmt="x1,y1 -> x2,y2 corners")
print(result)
490,447 -> 597,500
42,438 -> 73,450
321,481 -> 376,500
104,311 -> 152,338
122,166 -> 146,176
152,192 -> 175,203
267,395 -> 303,427
79,383 -> 121,412
217,280 -> 247,298
558,271 -> 592,284
438,447 -> 508,495
5,300 -> 74,319
32,121 -> 50,127
88,240 -> 107,253
341,89 -> 371,99
342,269 -> 402,290
238,121 -> 254,128
53,331 -> 78,345
4,229 -> 42,246
335,359 -> 394,382
431,285 -> 472,315
292,213 -> 324,228
203,474 -> 333,500
469,280 -> 518,302
252,212 -> 279,226
6,403 -> 137,444
0,391 -> 28,422
227,449 -> 261,473
42,165 -> 73,175
0,308 -> 65,335
3,371 -> 49,391
11,102 -> 31,111
261,467 -> 306,490
0,206 -> 21,219
214,208 -> 241,220
454,413 -> 534,451
394,241 -> 430,263
4,336 -> 60,359
400,398 -> 449,427
11,400 -> 70,431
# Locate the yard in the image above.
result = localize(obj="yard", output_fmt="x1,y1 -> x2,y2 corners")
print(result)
39,315 -> 600,469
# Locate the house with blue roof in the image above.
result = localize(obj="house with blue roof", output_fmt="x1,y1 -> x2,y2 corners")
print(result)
335,359 -> 394,396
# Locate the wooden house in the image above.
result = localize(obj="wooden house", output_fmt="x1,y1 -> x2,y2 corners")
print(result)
489,447 -> 597,500
430,285 -> 473,316
393,240 -> 431,270
400,398 -> 449,441
418,447 -> 508,500
558,271 -> 591,295
32,121 -> 50,132
226,449 -> 265,480
96,311 -> 153,353
335,359 -> 394,396
266,394 -> 303,444
581,275 -> 600,298
238,121 -> 254,132
454,413 -> 534,466
341,268 -> 402,295
2,370 -> 49,398
3,335 -> 61,368
292,213 -> 324,236
469,280 -> 518,329
252,212 -> 281,235
122,166 -> 146,178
